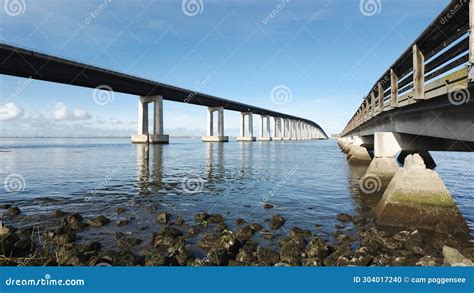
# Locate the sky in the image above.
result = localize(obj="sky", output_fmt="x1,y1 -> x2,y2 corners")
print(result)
0,0 -> 450,137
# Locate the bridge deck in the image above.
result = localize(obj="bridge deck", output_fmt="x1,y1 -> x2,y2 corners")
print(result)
0,43 -> 327,138
341,0 -> 473,149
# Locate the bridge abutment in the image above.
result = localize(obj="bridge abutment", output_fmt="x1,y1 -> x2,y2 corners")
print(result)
374,153 -> 469,234
132,95 -> 169,144
202,107 -> 229,142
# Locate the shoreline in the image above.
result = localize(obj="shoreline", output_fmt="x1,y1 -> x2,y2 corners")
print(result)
1,204 -> 473,267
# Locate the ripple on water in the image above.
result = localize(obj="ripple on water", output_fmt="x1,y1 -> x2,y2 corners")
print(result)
1,138 -> 472,248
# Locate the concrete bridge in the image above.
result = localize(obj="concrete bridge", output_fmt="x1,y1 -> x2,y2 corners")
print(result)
0,43 -> 327,144
338,0 -> 473,235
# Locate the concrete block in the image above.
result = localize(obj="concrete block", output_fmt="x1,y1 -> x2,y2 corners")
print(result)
347,145 -> 372,164
237,136 -> 256,142
149,134 -> 169,144
202,136 -> 229,142
363,157 -> 399,192
131,134 -> 149,144
374,154 -> 469,234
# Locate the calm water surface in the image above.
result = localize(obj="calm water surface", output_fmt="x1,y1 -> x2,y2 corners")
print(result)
1,138 -> 473,252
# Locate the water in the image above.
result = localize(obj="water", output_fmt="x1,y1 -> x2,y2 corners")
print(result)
0,138 -> 473,253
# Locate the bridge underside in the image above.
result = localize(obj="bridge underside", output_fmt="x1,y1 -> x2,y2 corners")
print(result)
345,88 -> 474,152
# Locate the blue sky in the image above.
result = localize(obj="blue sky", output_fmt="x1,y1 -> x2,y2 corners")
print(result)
0,0 -> 449,137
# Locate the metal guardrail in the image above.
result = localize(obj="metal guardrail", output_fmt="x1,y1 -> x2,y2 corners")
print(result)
342,0 -> 472,136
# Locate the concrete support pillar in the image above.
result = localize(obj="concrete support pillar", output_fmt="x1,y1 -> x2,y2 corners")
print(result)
273,117 -> 283,141
347,135 -> 371,164
237,112 -> 256,142
360,132 -> 400,193
291,121 -> 297,140
283,119 -> 290,140
340,136 -> 353,154
375,154 -> 469,234
297,122 -> 301,140
248,114 -> 254,138
258,115 -> 272,141
132,96 -> 169,144
207,107 -> 214,136
138,98 -> 148,135
202,107 -> 228,142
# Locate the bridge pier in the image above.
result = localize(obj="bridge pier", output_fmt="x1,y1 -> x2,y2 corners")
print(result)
361,132 -> 400,192
338,137 -> 353,154
293,121 -> 299,140
397,150 -> 436,169
202,107 -> 229,142
131,95 -> 169,144
347,136 -> 371,164
258,115 -> 272,141
237,112 -> 256,142
283,119 -> 291,140
374,153 -> 469,234
272,117 -> 283,141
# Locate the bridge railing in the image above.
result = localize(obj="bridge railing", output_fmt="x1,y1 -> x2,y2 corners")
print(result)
342,0 -> 472,136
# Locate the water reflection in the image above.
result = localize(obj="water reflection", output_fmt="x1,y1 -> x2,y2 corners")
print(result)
347,163 -> 381,218
205,142 -> 225,184
135,144 -> 166,194
238,142 -> 254,179
136,144 -> 150,195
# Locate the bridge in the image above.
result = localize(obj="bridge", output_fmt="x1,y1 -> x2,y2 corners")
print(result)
338,0 -> 473,235
0,43 -> 328,144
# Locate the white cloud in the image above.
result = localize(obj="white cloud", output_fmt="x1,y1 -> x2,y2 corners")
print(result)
52,102 -> 91,121
0,102 -> 24,121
